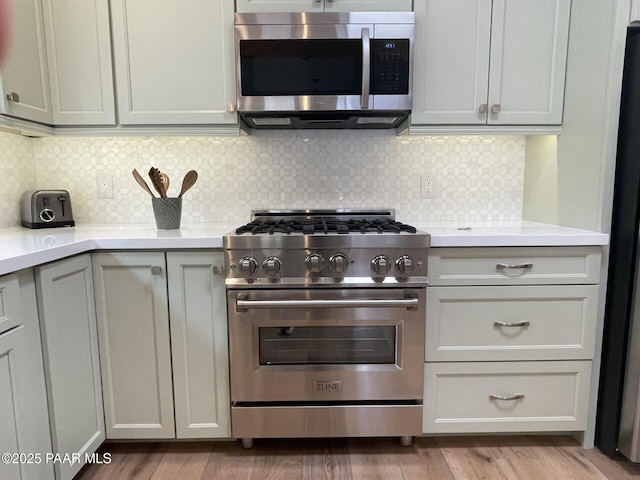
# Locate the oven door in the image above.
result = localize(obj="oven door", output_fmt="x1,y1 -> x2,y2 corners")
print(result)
227,288 -> 425,403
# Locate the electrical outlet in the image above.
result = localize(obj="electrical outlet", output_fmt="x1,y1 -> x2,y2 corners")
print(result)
421,174 -> 434,198
97,174 -> 113,199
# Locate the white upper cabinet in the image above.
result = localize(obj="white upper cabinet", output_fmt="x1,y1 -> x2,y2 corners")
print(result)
632,0 -> 640,22
41,0 -> 115,125
412,0 -> 571,126
0,0 -> 52,124
1,0 -> 115,125
236,0 -> 412,12
110,0 -> 237,125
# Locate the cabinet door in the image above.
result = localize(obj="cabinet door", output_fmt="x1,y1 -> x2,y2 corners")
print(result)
633,0 -> 640,22
236,0 -> 321,12
110,0 -> 237,124
0,0 -> 52,124
93,252 -> 175,439
411,0 -> 492,124
426,285 -> 598,362
424,360 -> 591,433
0,274 -> 20,335
236,0 -> 411,12
0,326 -> 30,480
36,256 -> 105,480
167,252 -> 230,438
325,0 -> 413,12
0,271 -> 53,480
41,0 -> 115,125
487,0 -> 570,125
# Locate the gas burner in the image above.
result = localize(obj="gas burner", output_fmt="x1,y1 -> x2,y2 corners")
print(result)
235,218 -> 417,235
234,209 -> 418,235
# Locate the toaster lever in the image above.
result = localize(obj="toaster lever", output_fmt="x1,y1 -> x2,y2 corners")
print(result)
58,195 -> 67,217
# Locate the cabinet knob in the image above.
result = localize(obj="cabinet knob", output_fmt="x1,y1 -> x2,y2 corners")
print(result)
151,265 -> 162,275
212,265 -> 224,275
226,103 -> 236,113
6,92 -> 19,103
491,104 -> 501,114
479,104 -> 488,113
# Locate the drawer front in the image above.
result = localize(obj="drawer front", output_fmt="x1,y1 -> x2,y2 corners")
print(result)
428,246 -> 602,286
426,285 -> 598,361
423,360 -> 591,433
0,273 -> 21,335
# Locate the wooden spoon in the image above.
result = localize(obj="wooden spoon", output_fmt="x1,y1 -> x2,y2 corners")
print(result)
178,170 -> 198,197
159,172 -> 170,195
148,167 -> 166,198
132,168 -> 155,197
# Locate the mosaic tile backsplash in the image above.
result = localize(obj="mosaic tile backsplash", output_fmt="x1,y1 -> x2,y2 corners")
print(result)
0,130 -> 525,227
0,131 -> 37,228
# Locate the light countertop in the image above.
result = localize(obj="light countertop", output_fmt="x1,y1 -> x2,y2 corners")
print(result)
0,221 -> 609,276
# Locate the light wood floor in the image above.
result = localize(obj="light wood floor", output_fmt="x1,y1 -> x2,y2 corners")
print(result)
75,435 -> 640,480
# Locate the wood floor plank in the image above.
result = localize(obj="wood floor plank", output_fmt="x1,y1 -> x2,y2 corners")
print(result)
75,442 -> 169,480
347,438 -> 405,480
199,440 -> 257,480
436,436 -> 511,480
301,438 -> 353,480
476,435 -> 609,480
148,442 -> 211,480
542,435 -> 640,480
243,438 -> 304,480
409,437 -> 456,480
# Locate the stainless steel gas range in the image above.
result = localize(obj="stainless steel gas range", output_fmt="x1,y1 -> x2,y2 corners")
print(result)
223,210 -> 429,448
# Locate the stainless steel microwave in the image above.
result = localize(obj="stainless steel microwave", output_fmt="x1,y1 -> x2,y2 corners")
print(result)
234,12 -> 414,129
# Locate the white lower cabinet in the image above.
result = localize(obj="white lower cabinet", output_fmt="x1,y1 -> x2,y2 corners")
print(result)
167,252 -> 230,438
35,255 -> 105,480
0,271 -> 52,480
93,251 -> 229,440
424,361 -> 591,433
93,251 -> 174,439
423,246 -> 602,435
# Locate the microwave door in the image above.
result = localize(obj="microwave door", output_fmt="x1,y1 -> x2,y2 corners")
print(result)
236,24 -> 373,112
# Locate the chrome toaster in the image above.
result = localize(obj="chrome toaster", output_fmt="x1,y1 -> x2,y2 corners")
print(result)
21,190 -> 75,228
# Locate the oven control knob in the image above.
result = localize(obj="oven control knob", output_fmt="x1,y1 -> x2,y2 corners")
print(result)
395,255 -> 415,276
262,256 -> 282,276
329,253 -> 349,274
305,253 -> 324,274
238,256 -> 258,276
371,255 -> 391,276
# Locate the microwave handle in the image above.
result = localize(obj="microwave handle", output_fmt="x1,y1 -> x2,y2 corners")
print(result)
361,28 -> 370,109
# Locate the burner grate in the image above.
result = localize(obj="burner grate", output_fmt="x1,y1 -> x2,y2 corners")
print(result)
235,218 -> 417,235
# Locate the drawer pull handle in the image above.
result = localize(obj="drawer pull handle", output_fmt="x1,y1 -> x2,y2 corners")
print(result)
489,394 -> 524,401
496,263 -> 533,270
494,321 -> 530,328
151,266 -> 162,275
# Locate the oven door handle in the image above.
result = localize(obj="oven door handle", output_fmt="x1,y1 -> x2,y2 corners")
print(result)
235,295 -> 419,312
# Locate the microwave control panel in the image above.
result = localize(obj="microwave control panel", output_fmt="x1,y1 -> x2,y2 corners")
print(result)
371,39 -> 410,95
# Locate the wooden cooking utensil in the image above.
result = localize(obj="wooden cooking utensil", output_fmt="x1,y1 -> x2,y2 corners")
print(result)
159,172 -> 170,195
178,170 -> 198,197
148,167 -> 166,198
132,168 -> 155,197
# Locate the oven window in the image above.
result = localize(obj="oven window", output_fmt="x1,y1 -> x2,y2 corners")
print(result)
259,326 -> 395,365
240,39 -> 362,96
